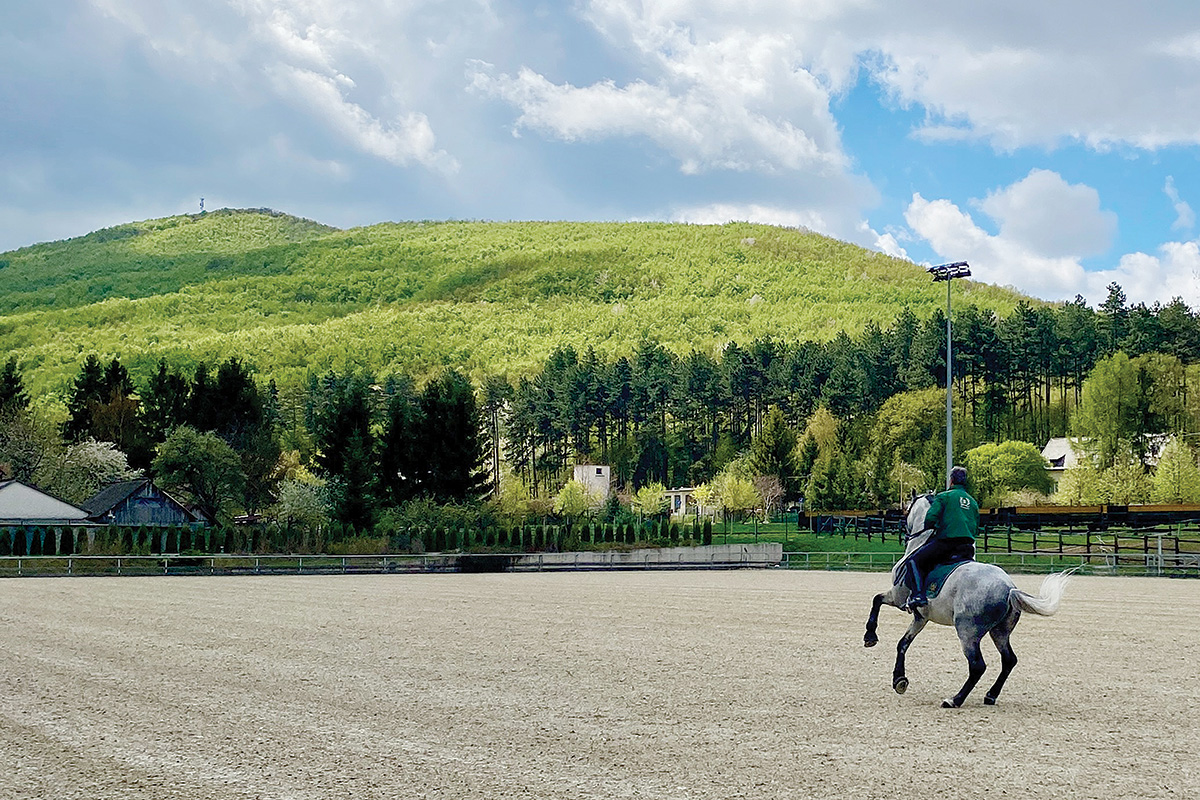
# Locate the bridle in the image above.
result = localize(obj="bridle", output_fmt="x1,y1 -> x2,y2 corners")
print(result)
904,525 -> 934,544
902,493 -> 937,544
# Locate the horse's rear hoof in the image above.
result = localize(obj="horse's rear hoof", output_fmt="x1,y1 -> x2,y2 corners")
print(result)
864,636 -> 878,648
941,698 -> 960,709
893,677 -> 908,694
983,696 -> 997,706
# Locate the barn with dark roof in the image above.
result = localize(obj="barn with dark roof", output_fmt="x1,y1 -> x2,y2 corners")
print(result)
82,479 -> 203,527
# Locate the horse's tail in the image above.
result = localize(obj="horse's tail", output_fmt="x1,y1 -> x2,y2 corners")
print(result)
1009,568 -> 1076,617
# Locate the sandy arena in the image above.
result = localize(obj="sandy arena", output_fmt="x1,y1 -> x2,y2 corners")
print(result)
1,570 -> 1196,799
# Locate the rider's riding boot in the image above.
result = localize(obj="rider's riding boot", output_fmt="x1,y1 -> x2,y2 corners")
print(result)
902,570 -> 927,612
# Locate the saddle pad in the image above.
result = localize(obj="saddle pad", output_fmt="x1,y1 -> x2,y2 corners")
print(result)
926,559 -> 972,599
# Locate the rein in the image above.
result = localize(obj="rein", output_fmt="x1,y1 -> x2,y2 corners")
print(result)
904,526 -> 934,544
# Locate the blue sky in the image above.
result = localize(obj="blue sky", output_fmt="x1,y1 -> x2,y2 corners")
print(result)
6,1 -> 1200,308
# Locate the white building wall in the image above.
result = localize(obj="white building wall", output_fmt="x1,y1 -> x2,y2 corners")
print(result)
573,465 -> 611,499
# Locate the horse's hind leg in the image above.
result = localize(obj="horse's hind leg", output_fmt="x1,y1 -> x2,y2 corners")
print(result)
983,610 -> 1021,705
944,627 -> 987,709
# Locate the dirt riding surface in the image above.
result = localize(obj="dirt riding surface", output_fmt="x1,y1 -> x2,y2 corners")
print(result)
1,571 -> 1195,799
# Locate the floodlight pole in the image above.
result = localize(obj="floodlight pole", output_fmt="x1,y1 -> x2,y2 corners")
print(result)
927,261 -> 971,489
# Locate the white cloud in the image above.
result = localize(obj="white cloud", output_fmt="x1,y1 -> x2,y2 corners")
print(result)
863,5 -> 1200,151
87,0 -> 469,172
671,203 -> 830,230
1165,176 -> 1195,232
269,65 -> 456,171
469,14 -> 847,176
906,186 -> 1200,308
977,169 -> 1116,259
670,201 -> 902,257
566,2 -> 1200,153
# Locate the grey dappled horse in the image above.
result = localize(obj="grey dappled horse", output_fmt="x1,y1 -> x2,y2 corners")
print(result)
863,495 -> 1073,708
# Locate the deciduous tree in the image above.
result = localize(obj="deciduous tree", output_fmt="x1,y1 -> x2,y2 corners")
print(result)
153,426 -> 246,523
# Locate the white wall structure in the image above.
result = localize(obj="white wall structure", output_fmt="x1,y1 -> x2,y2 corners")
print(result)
0,480 -> 91,525
573,464 -> 611,499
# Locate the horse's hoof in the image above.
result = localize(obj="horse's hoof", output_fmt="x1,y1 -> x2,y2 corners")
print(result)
864,636 -> 878,648
893,677 -> 908,694
983,696 -> 997,706
941,699 -> 960,709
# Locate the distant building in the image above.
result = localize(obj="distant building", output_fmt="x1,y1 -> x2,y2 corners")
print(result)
81,479 -> 204,527
1041,438 -> 1081,488
665,487 -> 697,518
0,480 -> 91,525
1042,435 -> 1172,488
573,464 -> 611,500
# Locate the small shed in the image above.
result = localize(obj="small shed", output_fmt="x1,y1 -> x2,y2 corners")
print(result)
0,480 -> 91,525
82,479 -> 203,527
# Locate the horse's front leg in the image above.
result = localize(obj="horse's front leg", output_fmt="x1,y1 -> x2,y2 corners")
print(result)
864,585 -> 905,647
864,593 -> 885,647
892,615 -> 927,694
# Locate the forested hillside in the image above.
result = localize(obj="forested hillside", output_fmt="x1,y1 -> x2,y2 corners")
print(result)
0,208 -> 1024,395
6,208 -> 1200,534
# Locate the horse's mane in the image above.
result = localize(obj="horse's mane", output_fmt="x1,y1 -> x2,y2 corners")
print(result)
892,494 -> 936,582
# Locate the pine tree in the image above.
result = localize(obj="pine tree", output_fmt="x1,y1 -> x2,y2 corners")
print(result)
378,375 -> 422,505
0,357 -> 29,414
312,372 -> 377,531
62,355 -> 106,443
748,406 -> 800,497
142,359 -> 191,445
418,369 -> 487,503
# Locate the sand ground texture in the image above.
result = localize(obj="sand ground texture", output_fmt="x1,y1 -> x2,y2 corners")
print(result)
1,571 -> 1196,800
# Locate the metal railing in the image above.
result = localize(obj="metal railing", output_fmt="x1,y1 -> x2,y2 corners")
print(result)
779,550 -> 1200,576
0,553 -> 460,578
3,549 -> 1197,578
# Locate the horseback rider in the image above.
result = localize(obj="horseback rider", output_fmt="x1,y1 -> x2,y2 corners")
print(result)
901,466 -> 979,612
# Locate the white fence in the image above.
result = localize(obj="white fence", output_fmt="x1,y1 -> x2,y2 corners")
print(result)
0,544 -> 783,577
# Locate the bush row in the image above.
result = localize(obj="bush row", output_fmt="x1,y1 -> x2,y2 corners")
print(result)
0,518 -> 717,557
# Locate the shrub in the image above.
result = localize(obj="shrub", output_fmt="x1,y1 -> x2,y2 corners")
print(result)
328,536 -> 388,555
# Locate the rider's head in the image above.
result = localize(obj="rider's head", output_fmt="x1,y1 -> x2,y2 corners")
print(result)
949,466 -> 968,487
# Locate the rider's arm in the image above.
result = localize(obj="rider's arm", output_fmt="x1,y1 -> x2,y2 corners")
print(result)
923,494 -> 943,536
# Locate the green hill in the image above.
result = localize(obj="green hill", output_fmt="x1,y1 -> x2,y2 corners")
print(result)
0,208 -> 1028,395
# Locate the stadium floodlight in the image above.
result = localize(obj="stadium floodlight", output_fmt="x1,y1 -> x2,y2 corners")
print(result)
928,262 -> 972,489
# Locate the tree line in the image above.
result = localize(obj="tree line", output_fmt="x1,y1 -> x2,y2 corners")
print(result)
5,281 -> 1200,541
498,284 -> 1200,507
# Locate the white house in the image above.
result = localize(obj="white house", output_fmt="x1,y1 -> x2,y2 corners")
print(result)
1042,435 -> 1173,487
664,487 -> 696,518
573,464 -> 611,500
1041,438 -> 1081,487
0,480 -> 91,525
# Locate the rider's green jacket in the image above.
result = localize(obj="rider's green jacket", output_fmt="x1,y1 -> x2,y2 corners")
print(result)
924,487 -> 980,541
